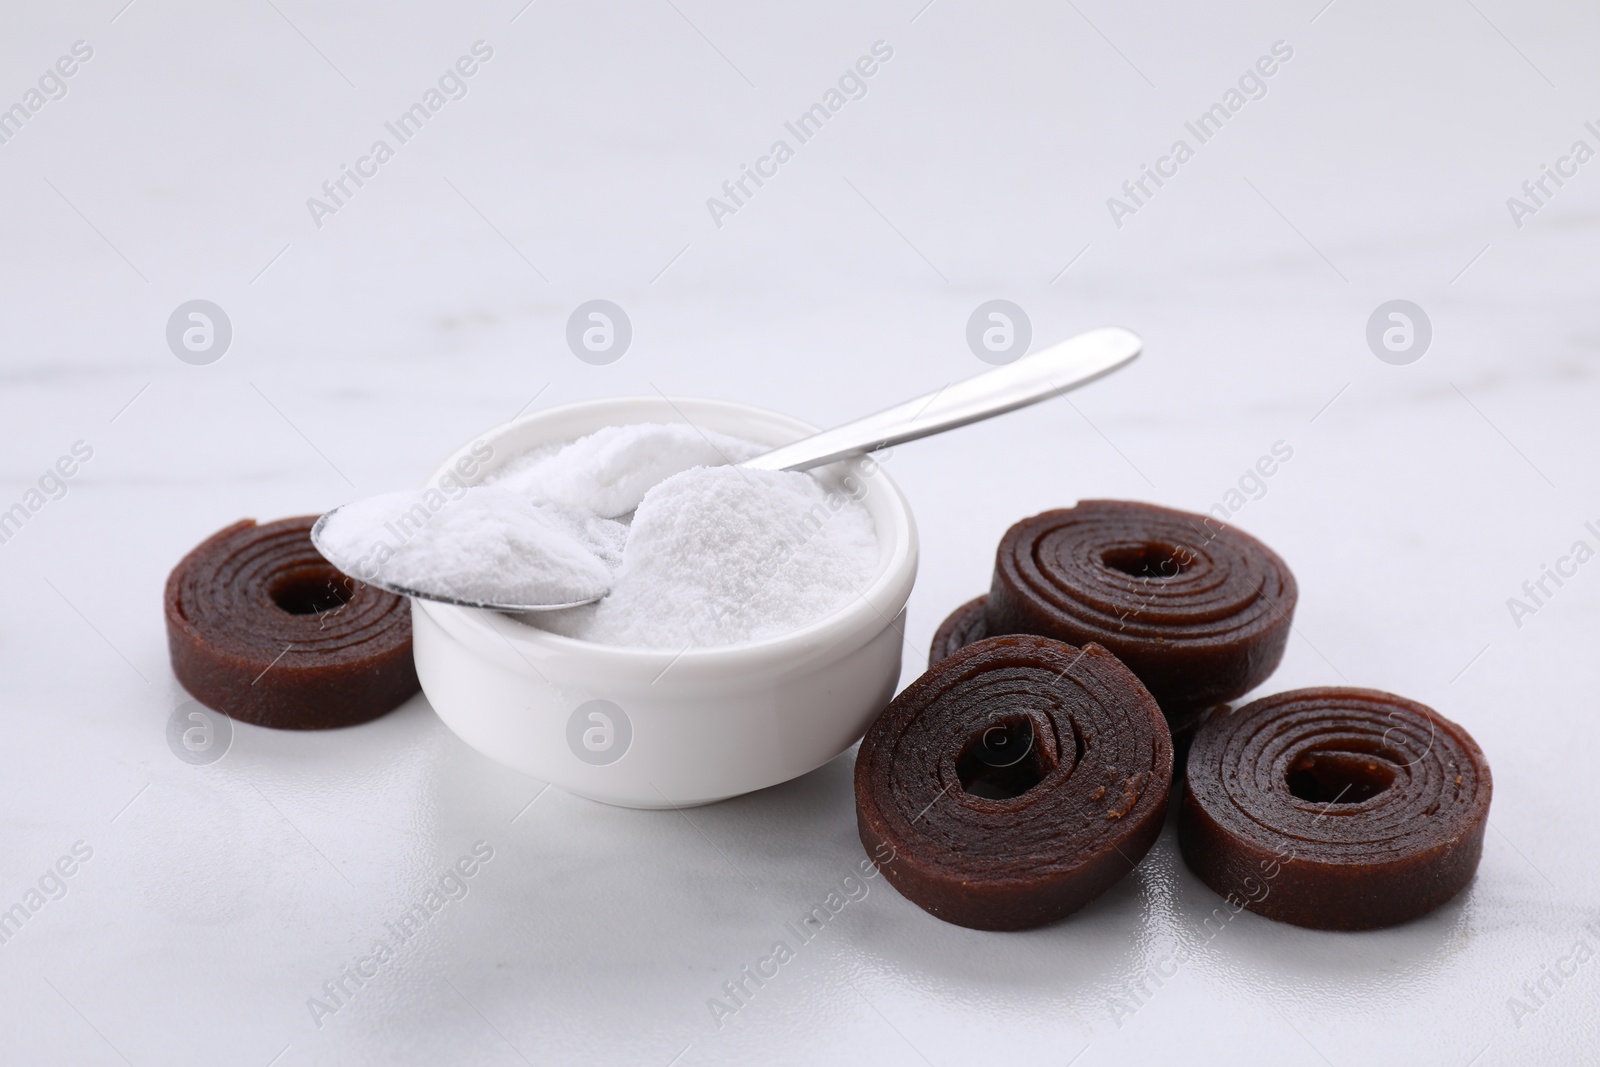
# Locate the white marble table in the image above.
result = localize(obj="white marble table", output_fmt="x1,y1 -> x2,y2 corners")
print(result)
2,1 -> 1596,1063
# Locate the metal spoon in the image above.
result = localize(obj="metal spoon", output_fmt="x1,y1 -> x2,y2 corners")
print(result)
310,326 -> 1141,612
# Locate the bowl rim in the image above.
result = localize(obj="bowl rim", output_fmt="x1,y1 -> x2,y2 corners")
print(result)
413,394 -> 919,672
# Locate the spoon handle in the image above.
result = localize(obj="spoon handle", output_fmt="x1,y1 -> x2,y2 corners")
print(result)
740,326 -> 1142,473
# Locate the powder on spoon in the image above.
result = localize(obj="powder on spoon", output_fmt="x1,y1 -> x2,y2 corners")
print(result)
316,487 -> 623,606
319,422 -> 881,648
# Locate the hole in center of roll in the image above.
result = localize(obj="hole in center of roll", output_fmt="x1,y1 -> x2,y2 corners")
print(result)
1100,542 -> 1189,580
956,715 -> 1056,800
1285,748 -> 1399,804
269,566 -> 354,616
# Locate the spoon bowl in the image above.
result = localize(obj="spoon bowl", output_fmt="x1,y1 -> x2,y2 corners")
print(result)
309,506 -> 608,613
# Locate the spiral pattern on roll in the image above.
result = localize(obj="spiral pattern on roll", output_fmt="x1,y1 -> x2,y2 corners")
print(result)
855,635 -> 1172,931
165,517 -> 418,730
1180,687 -> 1491,930
986,500 -> 1297,713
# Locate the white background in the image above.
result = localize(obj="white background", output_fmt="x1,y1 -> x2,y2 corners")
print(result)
1,0 -> 1597,1063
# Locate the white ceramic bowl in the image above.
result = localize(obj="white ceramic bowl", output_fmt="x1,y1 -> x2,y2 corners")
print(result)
410,396 -> 919,808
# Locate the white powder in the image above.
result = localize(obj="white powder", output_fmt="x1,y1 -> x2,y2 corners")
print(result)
533,463 -> 880,648
319,422 -> 881,648
317,487 -> 623,606
489,423 -> 763,518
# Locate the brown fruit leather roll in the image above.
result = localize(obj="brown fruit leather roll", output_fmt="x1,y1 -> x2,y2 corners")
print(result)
932,597 -> 1219,776
987,500 -> 1297,713
164,517 -> 419,730
928,594 -> 989,666
855,635 -> 1172,931
1180,687 -> 1492,930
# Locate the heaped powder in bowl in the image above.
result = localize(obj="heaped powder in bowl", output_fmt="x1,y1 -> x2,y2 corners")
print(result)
488,423 -> 881,648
